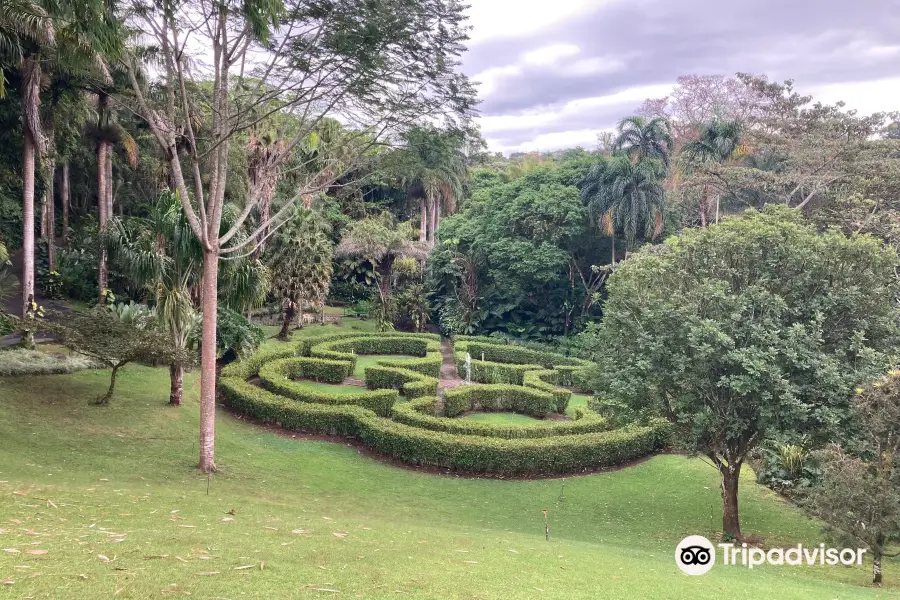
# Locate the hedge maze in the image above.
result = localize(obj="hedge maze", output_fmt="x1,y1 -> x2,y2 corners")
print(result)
220,331 -> 668,476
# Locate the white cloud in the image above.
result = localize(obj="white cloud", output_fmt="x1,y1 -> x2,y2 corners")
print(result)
466,0 -> 610,44
521,44 -> 581,66
809,77 -> 900,116
471,65 -> 523,96
562,56 -> 627,76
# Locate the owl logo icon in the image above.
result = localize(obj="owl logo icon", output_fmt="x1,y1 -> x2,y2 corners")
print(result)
675,535 -> 716,575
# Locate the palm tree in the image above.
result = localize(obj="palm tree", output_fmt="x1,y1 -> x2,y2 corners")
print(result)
394,126 -> 467,246
1,0 -> 117,346
681,119 -> 742,226
336,214 -> 426,329
614,116 -> 674,170
266,208 -> 333,338
106,190 -> 269,405
582,156 -> 666,263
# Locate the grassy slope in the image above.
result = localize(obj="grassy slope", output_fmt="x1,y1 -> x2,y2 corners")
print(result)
0,328 -> 896,598
461,412 -> 556,426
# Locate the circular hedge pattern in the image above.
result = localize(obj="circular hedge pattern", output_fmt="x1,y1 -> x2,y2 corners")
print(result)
219,331 -> 669,476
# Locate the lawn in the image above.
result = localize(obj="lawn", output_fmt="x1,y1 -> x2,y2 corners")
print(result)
0,327 -> 896,599
460,411 -> 556,426
352,354 -> 418,379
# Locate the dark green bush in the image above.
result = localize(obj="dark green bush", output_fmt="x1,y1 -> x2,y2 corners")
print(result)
262,356 -> 351,383
298,331 -> 439,357
259,358 -> 396,417
455,354 -> 541,385
364,365 -> 438,399
392,398 -> 608,439
442,384 -> 556,418
220,343 -> 300,379
220,377 -> 670,475
522,369 -> 571,413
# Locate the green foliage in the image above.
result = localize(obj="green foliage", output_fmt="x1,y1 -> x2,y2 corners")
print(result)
219,342 -> 299,380
587,206 -> 900,534
220,377 -> 669,476
259,358 -> 397,417
266,207 -> 333,313
193,307 -> 265,361
363,365 -> 438,399
442,384 -> 556,418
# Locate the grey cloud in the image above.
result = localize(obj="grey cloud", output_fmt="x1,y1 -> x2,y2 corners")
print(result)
466,0 -> 900,121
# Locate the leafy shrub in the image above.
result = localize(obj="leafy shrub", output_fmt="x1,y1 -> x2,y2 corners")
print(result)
259,358 -> 397,417
392,398 -> 607,439
220,377 -> 670,475
522,369 -> 571,413
364,365 -> 438,399
190,307 -> 265,361
219,343 -> 299,380
262,356 -> 350,384
310,334 -> 438,372
0,347 -> 102,376
442,384 -> 556,418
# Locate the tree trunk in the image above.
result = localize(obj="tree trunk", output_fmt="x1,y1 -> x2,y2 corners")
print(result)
97,141 -> 109,302
106,149 -> 114,217
720,462 -> 742,539
699,184 -> 709,227
433,198 -> 441,240
21,56 -> 40,349
198,248 -> 219,473
714,194 -> 720,225
97,364 -> 120,405
44,159 -> 55,272
169,363 -> 183,406
873,550 -> 882,585
278,300 -> 295,339
610,235 -> 616,266
419,197 -> 428,242
61,162 -> 70,245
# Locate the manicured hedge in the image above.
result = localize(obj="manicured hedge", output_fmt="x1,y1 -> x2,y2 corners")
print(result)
522,369 -> 572,413
259,358 -> 397,417
220,377 -> 670,475
454,340 -> 587,369
455,354 -> 542,385
392,397 -> 608,439
442,384 -> 556,418
375,353 -> 442,378
261,356 -> 351,383
310,335 -> 439,372
364,365 -> 438,399
296,331 -> 439,357
220,342 -> 300,379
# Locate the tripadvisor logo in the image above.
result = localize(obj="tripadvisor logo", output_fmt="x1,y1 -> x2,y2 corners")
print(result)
675,536 -> 867,576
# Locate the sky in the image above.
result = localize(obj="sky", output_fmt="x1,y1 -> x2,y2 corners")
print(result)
462,0 -> 900,154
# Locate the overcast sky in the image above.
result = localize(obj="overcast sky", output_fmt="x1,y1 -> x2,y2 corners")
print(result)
463,0 -> 900,154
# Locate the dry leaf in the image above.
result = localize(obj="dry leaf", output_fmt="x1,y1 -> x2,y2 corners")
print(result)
1,579 -> 12,585
233,565 -> 255,570
263,526 -> 277,531
98,554 -> 110,562
79,574 -> 89,580
332,532 -> 347,539
291,529 -> 311,535
12,491 -> 26,497
3,548 -> 20,553
464,560 -> 478,564
221,518 -> 234,522
144,555 -> 169,560
24,549 -> 48,555
310,588 -> 339,593
196,571 -> 219,576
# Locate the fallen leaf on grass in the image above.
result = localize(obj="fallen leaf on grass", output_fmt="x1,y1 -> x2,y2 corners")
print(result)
332,532 -> 347,539
78,574 -> 89,580
291,529 -> 311,535
263,526 -> 278,531
233,565 -> 255,570
464,560 -> 478,564
2,579 -> 12,585
143,555 -> 169,560
97,554 -> 110,562
196,571 -> 219,576
13,491 -> 26,497
24,549 -> 48,555
3,548 -> 20,553
221,518 -> 234,522
175,556 -> 188,563
178,525 -> 195,528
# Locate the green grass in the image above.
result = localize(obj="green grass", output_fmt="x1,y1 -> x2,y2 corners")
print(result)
0,344 -> 100,376
566,393 -> 592,419
460,411 -> 556,426
282,378 -> 370,395
0,325 -> 896,598
352,354 -> 418,379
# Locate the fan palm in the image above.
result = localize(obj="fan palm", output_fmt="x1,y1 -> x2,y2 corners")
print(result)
681,119 -> 742,226
582,156 -> 666,263
614,116 -> 674,170
266,208 -> 334,338
106,190 -> 269,404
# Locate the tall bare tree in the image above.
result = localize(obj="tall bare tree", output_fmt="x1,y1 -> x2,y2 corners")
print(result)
123,0 -> 475,471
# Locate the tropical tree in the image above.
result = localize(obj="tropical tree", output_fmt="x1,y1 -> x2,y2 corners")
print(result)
391,125 -> 468,245
581,156 -> 666,263
336,214 -> 425,329
123,0 -> 474,472
681,119 -> 742,226
614,116 -> 674,170
266,207 -> 333,338
106,190 -> 268,405
587,206 -> 900,539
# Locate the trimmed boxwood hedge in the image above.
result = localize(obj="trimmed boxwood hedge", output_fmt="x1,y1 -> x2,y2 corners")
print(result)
522,369 -> 571,413
455,355 -> 542,385
259,358 -> 397,417
296,331 -> 439,357
392,397 -> 607,439
310,335 -> 440,373
220,377 -> 670,476
220,343 -> 299,379
442,384 -> 556,418
364,365 -> 438,399
454,339 -> 587,369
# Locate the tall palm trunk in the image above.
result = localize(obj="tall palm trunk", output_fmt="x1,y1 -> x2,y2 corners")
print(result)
419,197 -> 427,241
97,141 -> 109,301
43,159 -> 55,271
106,149 -> 114,216
199,248 -> 219,473
61,163 -> 70,245
610,235 -> 616,266
21,55 -> 42,349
